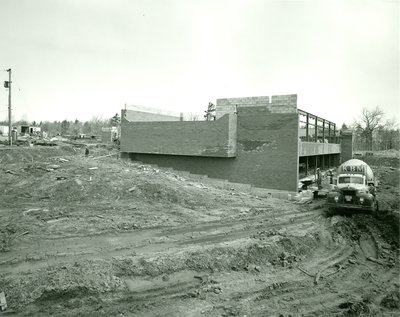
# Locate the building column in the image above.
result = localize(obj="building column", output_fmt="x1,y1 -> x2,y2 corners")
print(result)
305,156 -> 309,175
315,156 -> 318,173
340,131 -> 353,163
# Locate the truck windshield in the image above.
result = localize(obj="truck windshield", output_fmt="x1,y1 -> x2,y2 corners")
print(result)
338,176 -> 364,184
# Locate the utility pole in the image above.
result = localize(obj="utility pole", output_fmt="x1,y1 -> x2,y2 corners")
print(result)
6,69 -> 12,146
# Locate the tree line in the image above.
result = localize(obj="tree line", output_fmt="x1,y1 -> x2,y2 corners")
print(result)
0,108 -> 398,151
349,107 -> 399,151
0,113 -> 120,137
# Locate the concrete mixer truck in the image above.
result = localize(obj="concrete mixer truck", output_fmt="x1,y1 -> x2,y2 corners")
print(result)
327,159 -> 378,212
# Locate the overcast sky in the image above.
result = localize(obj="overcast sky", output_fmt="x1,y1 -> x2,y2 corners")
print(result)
0,0 -> 398,126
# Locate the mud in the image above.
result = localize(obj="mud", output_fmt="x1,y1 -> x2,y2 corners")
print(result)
0,146 -> 399,316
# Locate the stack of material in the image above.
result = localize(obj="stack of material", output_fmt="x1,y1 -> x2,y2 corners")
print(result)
290,189 -> 313,204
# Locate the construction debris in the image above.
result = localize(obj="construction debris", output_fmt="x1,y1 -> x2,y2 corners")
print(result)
0,291 -> 7,311
47,164 -> 60,170
367,256 -> 386,266
291,190 -> 313,204
0,146 -> 398,316
23,208 -> 41,216
297,266 -> 314,277
92,153 -> 119,160
314,269 -> 322,285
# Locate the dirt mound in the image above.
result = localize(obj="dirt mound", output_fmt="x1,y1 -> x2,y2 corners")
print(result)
339,298 -> 376,317
1,146 -> 399,316
1,232 -> 319,310
0,146 -> 77,163
359,154 -> 399,168
0,260 -> 124,309
380,289 -> 400,309
375,167 -> 400,212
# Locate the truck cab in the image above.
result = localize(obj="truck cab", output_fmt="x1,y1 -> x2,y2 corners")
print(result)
327,159 -> 378,212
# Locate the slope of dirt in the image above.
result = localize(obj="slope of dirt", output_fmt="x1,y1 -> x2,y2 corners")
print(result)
0,146 -> 399,316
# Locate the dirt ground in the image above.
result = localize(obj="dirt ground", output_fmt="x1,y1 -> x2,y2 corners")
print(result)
0,145 -> 399,316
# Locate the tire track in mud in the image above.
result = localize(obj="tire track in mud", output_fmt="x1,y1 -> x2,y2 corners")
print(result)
0,210 -> 320,273
107,260 -> 383,317
244,257 -> 396,317
205,214 -> 399,317
249,283 -> 381,317
222,250 -> 356,316
303,243 -> 354,273
6,207 -> 398,317
104,213 -> 396,317
122,270 -> 204,302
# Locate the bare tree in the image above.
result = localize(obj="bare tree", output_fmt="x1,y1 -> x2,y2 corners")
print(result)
185,112 -> 201,121
354,107 -> 384,151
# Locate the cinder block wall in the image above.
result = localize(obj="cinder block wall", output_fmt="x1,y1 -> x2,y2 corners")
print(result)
128,104 -> 299,191
216,95 -> 297,119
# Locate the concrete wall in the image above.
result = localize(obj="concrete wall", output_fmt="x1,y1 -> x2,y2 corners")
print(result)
121,114 -> 237,157
299,142 -> 341,157
126,106 -> 299,191
122,107 -> 181,122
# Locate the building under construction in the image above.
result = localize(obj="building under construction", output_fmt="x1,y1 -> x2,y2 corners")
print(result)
120,94 -> 352,193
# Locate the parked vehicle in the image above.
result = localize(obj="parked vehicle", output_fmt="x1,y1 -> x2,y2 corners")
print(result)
327,159 -> 378,212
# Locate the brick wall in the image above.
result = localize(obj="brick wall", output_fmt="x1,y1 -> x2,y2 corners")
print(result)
121,114 -> 237,157
233,106 -> 299,191
126,107 -> 299,191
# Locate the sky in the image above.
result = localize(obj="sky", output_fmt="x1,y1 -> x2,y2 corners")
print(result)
0,0 -> 398,126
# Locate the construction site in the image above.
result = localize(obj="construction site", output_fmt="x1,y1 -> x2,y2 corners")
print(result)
0,94 -> 399,316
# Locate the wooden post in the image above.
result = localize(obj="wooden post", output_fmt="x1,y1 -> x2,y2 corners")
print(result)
7,69 -> 12,146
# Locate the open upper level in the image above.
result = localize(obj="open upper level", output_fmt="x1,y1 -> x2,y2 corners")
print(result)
298,109 -> 341,157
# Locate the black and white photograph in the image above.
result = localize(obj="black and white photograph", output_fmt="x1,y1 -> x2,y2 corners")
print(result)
0,0 -> 399,316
